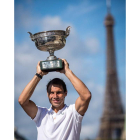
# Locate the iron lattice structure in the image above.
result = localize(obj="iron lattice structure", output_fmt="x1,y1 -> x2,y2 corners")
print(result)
97,11 -> 125,140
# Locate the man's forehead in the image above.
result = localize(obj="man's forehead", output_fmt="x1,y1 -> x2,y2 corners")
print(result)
51,84 -> 63,90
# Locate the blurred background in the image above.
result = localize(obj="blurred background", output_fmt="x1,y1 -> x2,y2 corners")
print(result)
14,0 -> 126,140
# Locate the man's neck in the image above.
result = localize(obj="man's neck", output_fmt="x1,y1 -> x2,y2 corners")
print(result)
52,104 -> 65,113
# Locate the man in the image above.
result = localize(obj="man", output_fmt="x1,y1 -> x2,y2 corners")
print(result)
18,59 -> 91,140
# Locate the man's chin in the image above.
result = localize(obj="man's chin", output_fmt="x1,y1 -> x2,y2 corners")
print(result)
51,102 -> 64,108
53,103 -> 62,107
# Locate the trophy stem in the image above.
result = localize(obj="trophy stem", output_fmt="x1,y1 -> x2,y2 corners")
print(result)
49,49 -> 54,56
47,49 -> 57,60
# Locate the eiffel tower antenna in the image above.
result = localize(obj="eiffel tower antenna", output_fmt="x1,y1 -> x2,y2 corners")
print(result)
106,0 -> 111,13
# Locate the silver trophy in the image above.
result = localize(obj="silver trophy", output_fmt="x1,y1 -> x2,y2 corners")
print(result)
28,26 -> 71,72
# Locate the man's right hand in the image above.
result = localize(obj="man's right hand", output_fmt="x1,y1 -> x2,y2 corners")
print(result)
36,61 -> 49,77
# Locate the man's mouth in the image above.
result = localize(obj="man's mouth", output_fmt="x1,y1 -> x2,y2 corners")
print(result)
52,99 -> 60,103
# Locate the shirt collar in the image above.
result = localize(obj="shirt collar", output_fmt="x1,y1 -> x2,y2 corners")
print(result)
49,104 -> 67,114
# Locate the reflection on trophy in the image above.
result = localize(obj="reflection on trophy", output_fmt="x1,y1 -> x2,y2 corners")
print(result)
28,26 -> 71,72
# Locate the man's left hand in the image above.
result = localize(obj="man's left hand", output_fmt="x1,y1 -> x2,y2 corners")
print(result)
57,59 -> 70,74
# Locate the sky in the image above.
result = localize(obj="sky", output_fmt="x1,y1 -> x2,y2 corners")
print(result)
13,0 -> 126,140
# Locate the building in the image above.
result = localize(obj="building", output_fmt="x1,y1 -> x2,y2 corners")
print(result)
96,2 -> 125,140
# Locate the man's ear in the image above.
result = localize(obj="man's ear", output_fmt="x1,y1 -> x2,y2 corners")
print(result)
47,92 -> 49,97
64,91 -> 67,97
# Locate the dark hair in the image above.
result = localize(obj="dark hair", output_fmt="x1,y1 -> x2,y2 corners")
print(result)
46,78 -> 67,94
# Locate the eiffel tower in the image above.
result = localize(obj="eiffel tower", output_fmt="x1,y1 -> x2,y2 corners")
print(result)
96,1 -> 125,140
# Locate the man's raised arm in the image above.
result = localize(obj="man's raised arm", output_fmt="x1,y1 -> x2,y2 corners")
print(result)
18,61 -> 48,119
59,59 -> 91,116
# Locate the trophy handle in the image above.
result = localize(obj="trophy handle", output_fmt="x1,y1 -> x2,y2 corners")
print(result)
65,26 -> 71,37
28,32 -> 35,41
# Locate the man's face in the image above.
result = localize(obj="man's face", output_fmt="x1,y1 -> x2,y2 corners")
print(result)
47,84 -> 67,109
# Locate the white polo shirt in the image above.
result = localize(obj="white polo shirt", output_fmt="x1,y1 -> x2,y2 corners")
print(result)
33,104 -> 83,140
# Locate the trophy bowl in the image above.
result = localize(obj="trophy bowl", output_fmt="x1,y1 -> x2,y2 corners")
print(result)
28,26 -> 71,52
28,26 -> 71,72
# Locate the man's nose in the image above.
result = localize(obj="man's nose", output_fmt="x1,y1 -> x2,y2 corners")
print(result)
53,93 -> 58,98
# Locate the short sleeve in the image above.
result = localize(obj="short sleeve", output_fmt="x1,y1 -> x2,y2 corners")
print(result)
32,106 -> 42,124
72,104 -> 83,123
32,106 -> 48,125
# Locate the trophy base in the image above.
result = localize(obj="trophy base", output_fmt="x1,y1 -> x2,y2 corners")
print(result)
40,59 -> 63,72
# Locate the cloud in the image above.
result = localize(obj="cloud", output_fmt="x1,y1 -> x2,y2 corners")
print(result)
81,124 -> 99,139
15,43 -> 36,65
85,38 -> 100,53
15,4 -> 36,29
15,4 -> 74,33
66,1 -> 98,17
40,16 -> 70,31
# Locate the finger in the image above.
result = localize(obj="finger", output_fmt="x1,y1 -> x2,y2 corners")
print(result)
43,71 -> 49,75
62,59 -> 67,64
37,61 -> 40,66
61,58 -> 65,62
56,70 -> 63,73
